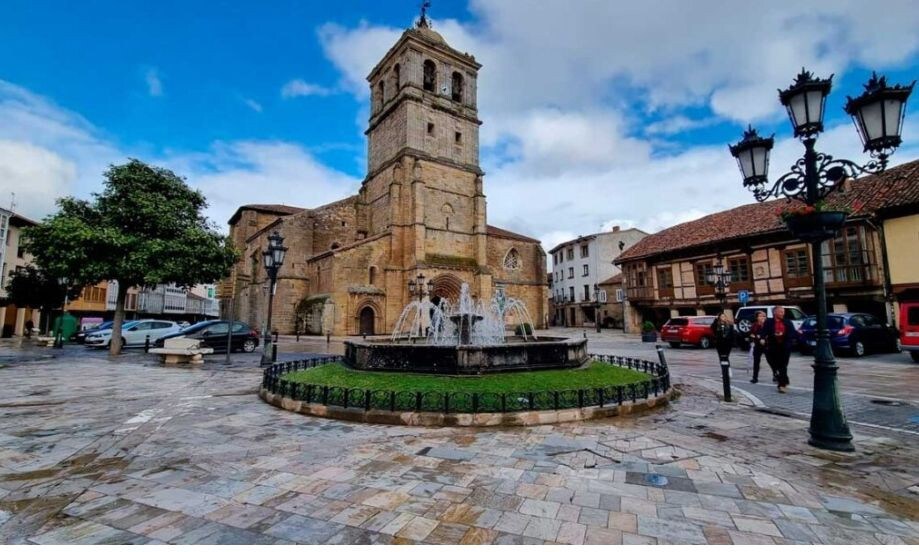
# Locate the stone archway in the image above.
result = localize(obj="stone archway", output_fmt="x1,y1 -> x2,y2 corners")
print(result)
429,274 -> 464,305
359,306 -> 376,335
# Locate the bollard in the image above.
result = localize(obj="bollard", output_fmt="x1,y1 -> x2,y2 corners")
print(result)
272,330 -> 279,343
295,327 -> 300,342
720,354 -> 732,402
272,342 -> 278,363
144,335 -> 151,352
655,345 -> 668,370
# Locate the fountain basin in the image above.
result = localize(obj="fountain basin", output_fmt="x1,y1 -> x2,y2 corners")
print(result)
344,336 -> 588,375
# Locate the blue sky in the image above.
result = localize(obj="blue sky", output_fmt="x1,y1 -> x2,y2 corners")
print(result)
2,1 -> 918,250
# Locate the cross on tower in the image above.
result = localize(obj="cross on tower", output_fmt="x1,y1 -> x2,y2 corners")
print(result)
418,0 -> 431,28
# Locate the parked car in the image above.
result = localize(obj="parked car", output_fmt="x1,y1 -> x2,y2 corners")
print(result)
153,320 -> 260,353
798,313 -> 900,357
85,320 -> 181,348
899,301 -> 919,363
734,305 -> 807,349
661,316 -> 716,348
72,321 -> 113,344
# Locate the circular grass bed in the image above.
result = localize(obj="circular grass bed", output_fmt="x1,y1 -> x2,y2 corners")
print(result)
281,360 -> 650,394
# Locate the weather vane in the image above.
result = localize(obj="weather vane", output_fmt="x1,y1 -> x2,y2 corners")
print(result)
418,0 -> 431,28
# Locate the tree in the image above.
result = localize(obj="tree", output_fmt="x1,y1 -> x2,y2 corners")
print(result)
23,159 -> 238,355
3,265 -> 82,333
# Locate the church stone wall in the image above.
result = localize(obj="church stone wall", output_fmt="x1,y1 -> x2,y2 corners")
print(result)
487,235 -> 549,329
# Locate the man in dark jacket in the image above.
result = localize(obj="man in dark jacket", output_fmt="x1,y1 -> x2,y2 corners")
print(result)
758,307 -> 799,393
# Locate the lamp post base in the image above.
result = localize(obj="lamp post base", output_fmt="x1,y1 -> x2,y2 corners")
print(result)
260,342 -> 274,366
807,432 -> 855,452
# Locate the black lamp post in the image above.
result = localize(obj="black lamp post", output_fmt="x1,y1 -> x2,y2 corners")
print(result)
706,263 -> 732,310
260,230 -> 288,366
593,283 -> 602,333
407,273 -> 434,302
729,69 -> 913,452
52,276 -> 70,349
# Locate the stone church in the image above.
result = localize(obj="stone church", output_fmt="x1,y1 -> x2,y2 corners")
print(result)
222,19 -> 548,336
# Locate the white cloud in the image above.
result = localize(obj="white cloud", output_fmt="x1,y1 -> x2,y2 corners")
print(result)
243,98 -> 263,112
0,80 -> 359,230
145,68 -> 163,97
280,79 -> 334,98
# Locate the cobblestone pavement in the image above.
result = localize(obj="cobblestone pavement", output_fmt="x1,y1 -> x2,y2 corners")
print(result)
1,339 -> 918,544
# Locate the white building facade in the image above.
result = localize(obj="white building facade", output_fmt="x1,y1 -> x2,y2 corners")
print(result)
549,226 -> 647,327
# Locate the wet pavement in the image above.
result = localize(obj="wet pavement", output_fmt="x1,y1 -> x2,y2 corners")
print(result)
0,336 -> 918,544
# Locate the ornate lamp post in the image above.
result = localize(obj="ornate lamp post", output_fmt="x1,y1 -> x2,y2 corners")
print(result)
52,276 -> 70,349
593,283 -> 602,333
260,230 -> 288,366
706,263 -> 733,311
729,69 -> 913,451
407,273 -> 434,302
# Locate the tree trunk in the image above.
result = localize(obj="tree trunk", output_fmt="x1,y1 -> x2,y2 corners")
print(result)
109,284 -> 129,356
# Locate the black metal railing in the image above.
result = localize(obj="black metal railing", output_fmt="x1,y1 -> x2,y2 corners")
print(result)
260,353 -> 670,415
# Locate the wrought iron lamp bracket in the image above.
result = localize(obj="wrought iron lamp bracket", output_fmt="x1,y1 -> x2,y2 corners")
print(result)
750,151 -> 886,204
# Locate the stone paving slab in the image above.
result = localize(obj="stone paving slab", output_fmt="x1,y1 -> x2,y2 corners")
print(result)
0,352 -> 918,544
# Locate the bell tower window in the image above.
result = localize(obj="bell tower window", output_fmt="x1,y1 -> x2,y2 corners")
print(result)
423,60 -> 437,92
451,72 -> 464,102
394,63 -> 400,89
377,81 -> 385,106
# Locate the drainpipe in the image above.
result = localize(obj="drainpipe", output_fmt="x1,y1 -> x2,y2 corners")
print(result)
864,217 -> 895,326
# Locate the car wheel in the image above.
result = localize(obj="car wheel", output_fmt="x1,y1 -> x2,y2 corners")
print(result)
242,339 -> 257,353
852,340 -> 865,357
699,336 -> 711,349
669,342 -> 681,349
736,319 -> 752,333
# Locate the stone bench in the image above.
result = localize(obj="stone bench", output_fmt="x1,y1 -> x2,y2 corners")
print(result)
148,338 -> 214,365
35,337 -> 56,347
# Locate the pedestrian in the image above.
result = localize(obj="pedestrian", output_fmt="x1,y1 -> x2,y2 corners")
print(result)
747,310 -> 768,383
711,312 -> 735,367
759,306 -> 799,393
24,319 -> 34,339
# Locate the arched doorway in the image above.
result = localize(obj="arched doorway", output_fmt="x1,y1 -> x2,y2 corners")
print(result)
429,274 -> 464,306
359,306 -> 376,335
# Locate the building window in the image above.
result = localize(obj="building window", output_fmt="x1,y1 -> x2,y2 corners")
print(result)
427,122 -> 435,135
822,226 -> 874,284
566,248 -> 574,261
616,288 -> 624,302
568,267 -> 574,279
423,60 -> 436,92
728,256 -> 750,284
582,264 -> 589,276
503,248 -> 521,270
583,284 -> 591,302
580,244 -> 589,258
451,71 -> 464,102
369,266 -> 377,286
695,261 -> 714,294
454,131 -> 462,144
657,267 -> 674,298
377,81 -> 385,105
569,286 -> 574,302
393,63 -> 400,89
784,248 -> 809,278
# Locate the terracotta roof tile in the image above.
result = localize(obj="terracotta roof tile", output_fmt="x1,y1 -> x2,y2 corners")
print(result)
228,204 -> 305,224
617,158 -> 919,263
599,274 -> 623,285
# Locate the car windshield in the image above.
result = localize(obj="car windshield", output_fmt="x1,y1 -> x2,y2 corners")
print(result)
666,318 -> 688,326
182,321 -> 216,333
736,309 -> 758,320
693,317 -> 716,325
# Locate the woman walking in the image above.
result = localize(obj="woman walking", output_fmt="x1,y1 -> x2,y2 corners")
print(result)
759,306 -> 799,393
747,310 -> 767,383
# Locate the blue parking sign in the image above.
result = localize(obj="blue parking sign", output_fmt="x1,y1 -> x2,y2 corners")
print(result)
738,290 -> 750,305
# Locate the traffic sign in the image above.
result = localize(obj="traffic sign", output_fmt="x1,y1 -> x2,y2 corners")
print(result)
738,290 -> 750,306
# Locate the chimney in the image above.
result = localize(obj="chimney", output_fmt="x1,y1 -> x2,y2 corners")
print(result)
612,225 -> 620,232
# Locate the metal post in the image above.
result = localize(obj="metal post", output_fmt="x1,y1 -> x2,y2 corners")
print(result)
225,296 -> 233,365
802,138 -> 854,451
260,274 -> 277,366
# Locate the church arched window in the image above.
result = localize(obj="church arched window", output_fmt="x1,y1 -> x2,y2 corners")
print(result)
441,203 -> 454,231
504,248 -> 521,271
393,64 -> 401,89
451,72 -> 464,102
377,81 -> 386,105
369,266 -> 378,286
423,60 -> 437,92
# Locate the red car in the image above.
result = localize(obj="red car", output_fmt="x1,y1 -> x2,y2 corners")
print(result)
661,316 -> 717,349
901,301 -> 919,363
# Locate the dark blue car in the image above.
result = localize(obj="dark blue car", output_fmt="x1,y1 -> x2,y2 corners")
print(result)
799,313 -> 900,357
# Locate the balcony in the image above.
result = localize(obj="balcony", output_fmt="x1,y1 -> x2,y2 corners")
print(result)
625,286 -> 654,301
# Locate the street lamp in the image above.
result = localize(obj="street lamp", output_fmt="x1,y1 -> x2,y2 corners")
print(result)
52,276 -> 70,349
729,69 -> 913,452
407,273 -> 433,301
260,230 -> 288,366
593,283 -> 602,333
706,263 -> 733,310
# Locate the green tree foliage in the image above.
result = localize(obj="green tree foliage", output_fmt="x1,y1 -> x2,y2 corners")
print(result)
23,159 -> 238,354
3,265 -> 82,333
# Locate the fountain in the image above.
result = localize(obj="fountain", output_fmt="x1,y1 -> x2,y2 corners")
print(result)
345,280 -> 588,375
